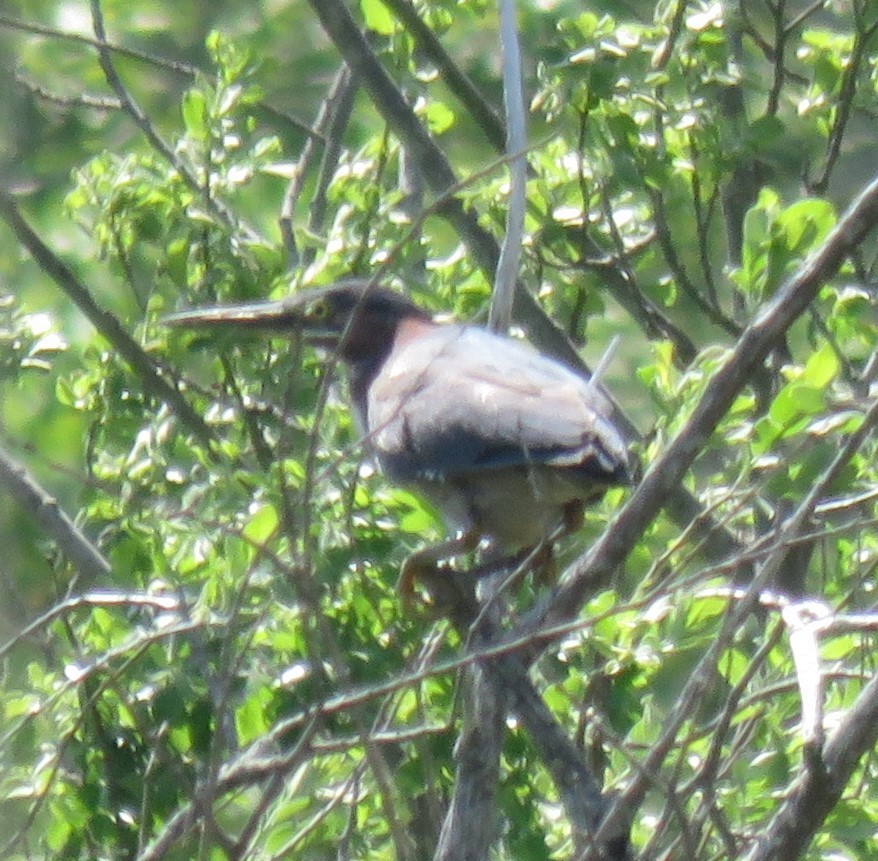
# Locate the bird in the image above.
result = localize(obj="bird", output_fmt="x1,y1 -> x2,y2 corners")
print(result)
165,279 -> 633,605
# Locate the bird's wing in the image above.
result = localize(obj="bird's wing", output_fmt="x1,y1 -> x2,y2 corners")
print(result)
367,325 -> 629,483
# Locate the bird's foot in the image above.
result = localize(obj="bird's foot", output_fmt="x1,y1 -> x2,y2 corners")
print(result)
398,534 -> 478,617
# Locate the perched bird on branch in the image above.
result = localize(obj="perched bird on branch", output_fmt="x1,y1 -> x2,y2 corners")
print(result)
166,280 -> 633,604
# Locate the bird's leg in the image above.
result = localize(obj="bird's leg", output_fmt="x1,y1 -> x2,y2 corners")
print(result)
467,501 -> 586,587
534,500 -> 587,587
398,532 -> 479,610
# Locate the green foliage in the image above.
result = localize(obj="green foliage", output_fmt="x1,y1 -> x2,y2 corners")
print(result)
1,1 -> 878,860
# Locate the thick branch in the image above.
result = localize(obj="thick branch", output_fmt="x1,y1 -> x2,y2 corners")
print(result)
433,664 -> 507,861
437,584 -> 624,856
524,170 -> 878,635
743,671 -> 878,861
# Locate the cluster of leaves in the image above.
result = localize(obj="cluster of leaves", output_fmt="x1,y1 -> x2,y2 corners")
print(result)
1,1 -> 878,860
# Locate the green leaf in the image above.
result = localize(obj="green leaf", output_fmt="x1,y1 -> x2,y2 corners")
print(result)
769,382 -> 823,428
776,198 -> 836,253
242,502 -> 279,543
800,342 -> 839,388
182,89 -> 210,141
360,0 -> 396,35
235,689 -> 273,743
424,100 -> 456,134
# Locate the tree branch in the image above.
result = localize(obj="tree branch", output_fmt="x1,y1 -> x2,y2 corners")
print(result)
0,13 -> 319,139
279,63 -> 357,266
522,169 -> 878,638
433,663 -> 507,861
0,446 -> 111,586
488,0 -> 527,334
743,670 -> 878,861
0,190 -> 214,448
378,0 -> 506,150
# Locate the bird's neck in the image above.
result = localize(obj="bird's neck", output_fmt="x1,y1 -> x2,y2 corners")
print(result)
389,314 -> 437,349
347,314 -> 437,428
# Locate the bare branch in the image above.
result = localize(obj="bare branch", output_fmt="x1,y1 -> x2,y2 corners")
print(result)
0,447 -> 111,587
489,0 -> 527,334
743,670 -> 878,861
13,69 -> 121,110
305,66 -> 360,268
279,63 -> 356,266
782,600 -> 828,749
808,17 -> 878,194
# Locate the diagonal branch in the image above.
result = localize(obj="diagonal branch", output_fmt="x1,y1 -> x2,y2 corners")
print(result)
522,169 -> 878,637
0,445 -> 111,586
0,190 -> 214,448
279,63 -> 357,265
378,0 -> 505,150
743,670 -> 878,861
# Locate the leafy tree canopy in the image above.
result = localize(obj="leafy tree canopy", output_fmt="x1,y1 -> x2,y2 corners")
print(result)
1,1 -> 878,859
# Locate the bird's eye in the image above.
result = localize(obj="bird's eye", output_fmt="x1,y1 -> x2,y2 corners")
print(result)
307,298 -> 331,322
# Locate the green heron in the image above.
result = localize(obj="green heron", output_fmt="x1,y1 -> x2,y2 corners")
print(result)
166,280 -> 633,602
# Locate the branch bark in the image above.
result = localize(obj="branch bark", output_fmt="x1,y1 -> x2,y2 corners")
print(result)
743,671 -> 878,861
433,664 -> 507,861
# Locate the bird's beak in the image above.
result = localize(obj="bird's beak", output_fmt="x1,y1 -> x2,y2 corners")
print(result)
163,299 -> 303,333
163,298 -> 347,350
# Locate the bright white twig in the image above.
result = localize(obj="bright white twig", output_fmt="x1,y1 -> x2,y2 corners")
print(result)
585,334 -> 620,392
782,600 -> 831,749
489,0 -> 527,334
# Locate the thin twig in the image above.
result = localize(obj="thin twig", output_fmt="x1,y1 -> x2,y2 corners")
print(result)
808,17 -> 878,194
0,13 -> 320,138
88,0 -> 262,243
279,63 -> 355,266
13,69 -> 121,110
305,65 -> 360,268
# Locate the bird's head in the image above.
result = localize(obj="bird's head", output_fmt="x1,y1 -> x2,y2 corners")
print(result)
164,279 -> 433,366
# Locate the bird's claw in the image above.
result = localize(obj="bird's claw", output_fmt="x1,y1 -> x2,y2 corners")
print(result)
398,558 -> 468,615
